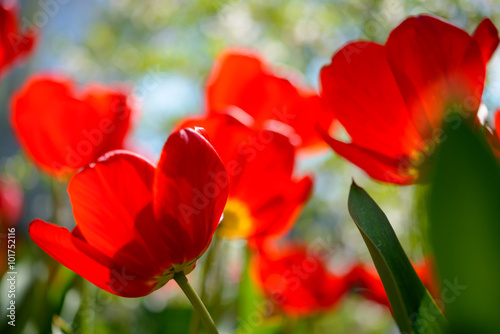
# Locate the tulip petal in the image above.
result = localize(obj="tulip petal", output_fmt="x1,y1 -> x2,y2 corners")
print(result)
68,150 -> 164,276
177,114 -> 312,239
29,219 -> 156,297
472,18 -> 500,65
154,128 -> 229,266
207,49 -> 332,150
320,41 -> 423,160
318,126 -> 416,185
254,244 -> 348,316
385,15 -> 486,133
10,75 -> 132,177
253,176 -> 313,239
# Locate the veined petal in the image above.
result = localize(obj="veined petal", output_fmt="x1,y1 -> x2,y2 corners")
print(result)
320,41 -> 423,160
318,127 -> 416,185
385,15 -> 489,133
68,150 -> 164,276
29,220 -> 157,297
10,75 -> 133,178
153,128 -> 229,266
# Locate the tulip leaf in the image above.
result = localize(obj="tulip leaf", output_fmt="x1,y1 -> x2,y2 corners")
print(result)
427,120 -> 500,333
348,182 -> 446,334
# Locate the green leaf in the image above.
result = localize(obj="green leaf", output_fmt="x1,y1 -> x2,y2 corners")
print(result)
428,120 -> 500,333
348,182 -> 446,334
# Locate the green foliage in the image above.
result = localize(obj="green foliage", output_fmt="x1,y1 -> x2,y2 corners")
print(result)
348,182 -> 446,333
428,120 -> 500,333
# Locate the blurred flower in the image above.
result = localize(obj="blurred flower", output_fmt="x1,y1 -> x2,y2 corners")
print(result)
252,243 -> 348,317
0,175 -> 23,227
347,258 -> 439,308
206,48 -> 334,152
177,112 -> 312,241
319,15 -> 499,185
11,74 -> 134,179
29,128 -> 229,297
0,0 -> 36,76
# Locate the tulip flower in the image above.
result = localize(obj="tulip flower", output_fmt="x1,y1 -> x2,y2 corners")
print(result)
176,112 -> 312,241
207,49 -> 334,152
252,243 -> 348,317
0,0 -> 36,76
347,259 -> 438,308
11,74 -> 134,178
29,128 -> 229,299
0,175 -> 23,228
319,15 -> 499,184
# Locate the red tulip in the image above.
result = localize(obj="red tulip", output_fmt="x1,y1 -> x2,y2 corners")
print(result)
11,74 -> 134,178
0,0 -> 36,76
207,49 -> 334,152
347,259 -> 439,308
252,243 -> 348,317
0,175 -> 23,227
176,112 -> 312,241
319,15 -> 499,185
29,128 -> 229,297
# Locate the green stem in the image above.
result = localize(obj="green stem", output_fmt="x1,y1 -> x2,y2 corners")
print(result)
174,272 -> 218,334
189,235 -> 221,334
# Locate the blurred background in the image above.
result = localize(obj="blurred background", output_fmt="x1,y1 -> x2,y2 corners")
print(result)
1,0 -> 500,333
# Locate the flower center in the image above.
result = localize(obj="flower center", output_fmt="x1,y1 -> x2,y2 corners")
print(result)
217,199 -> 253,239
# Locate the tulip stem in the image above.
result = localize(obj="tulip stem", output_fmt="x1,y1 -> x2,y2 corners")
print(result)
174,272 -> 219,334
190,235 -> 222,334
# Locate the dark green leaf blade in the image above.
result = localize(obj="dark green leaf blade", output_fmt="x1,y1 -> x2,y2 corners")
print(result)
348,182 -> 445,334
428,121 -> 500,333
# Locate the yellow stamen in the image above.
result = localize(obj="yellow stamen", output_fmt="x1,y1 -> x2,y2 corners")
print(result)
217,199 -> 253,239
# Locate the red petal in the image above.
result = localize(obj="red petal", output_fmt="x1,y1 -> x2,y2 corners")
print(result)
253,244 -> 348,316
231,131 -> 312,238
29,219 -> 156,297
385,15 -> 487,133
317,126 -> 416,185
320,41 -> 423,160
10,75 -> 132,178
153,128 -> 229,265
68,150 -> 166,277
175,112 -> 255,178
346,264 -> 390,307
252,176 -> 312,239
472,18 -> 500,65
207,49 -> 333,150
178,113 -> 312,239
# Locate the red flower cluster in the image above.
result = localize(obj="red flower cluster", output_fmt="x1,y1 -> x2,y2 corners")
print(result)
11,9 -> 498,328
0,0 -> 36,76
30,128 -> 229,297
319,15 -> 499,184
11,75 -> 134,178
